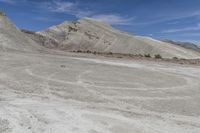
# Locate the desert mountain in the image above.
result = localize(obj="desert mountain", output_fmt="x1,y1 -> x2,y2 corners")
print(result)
36,18 -> 200,59
0,12 -> 44,53
162,39 -> 200,53
21,29 -> 59,49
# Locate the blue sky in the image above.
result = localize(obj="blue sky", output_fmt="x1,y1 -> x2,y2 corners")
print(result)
0,0 -> 200,44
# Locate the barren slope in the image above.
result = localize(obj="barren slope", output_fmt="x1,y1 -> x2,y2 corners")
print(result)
0,13 -> 44,53
38,18 -> 200,59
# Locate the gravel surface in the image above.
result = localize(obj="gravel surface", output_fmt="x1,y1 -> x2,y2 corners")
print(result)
0,52 -> 200,133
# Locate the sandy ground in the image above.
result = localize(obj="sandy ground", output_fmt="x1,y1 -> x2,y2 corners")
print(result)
0,52 -> 200,133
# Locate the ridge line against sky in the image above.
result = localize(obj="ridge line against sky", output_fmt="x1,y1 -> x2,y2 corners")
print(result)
0,0 -> 200,45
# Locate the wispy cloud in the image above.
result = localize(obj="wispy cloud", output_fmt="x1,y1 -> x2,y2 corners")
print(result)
42,1 -> 200,26
47,1 -> 75,13
163,24 -> 200,33
42,0 -> 133,25
133,10 -> 200,26
43,0 -> 93,18
91,14 -> 134,25
167,21 -> 180,25
173,33 -> 200,37
0,0 -> 28,5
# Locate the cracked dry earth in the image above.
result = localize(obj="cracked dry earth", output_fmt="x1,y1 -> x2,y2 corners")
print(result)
0,52 -> 200,133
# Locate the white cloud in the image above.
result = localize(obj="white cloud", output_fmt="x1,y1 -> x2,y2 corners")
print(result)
163,24 -> 200,33
167,21 -> 180,25
174,33 -> 200,37
0,0 -> 28,5
46,1 -> 75,13
133,10 -> 200,26
44,0 -> 93,18
42,0 -> 133,25
41,1 -> 200,26
91,14 -> 134,25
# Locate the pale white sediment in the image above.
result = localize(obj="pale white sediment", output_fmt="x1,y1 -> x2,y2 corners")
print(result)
0,52 -> 200,133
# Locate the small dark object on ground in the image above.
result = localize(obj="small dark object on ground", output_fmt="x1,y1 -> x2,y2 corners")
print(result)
60,65 -> 66,68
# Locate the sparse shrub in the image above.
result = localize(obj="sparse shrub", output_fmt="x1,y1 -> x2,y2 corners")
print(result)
136,54 -> 143,57
86,50 -> 91,53
117,56 -> 123,58
93,51 -> 97,55
173,57 -> 178,60
144,54 -> 151,58
77,50 -> 82,53
108,52 -> 113,55
97,52 -> 101,54
21,29 -> 35,34
128,54 -> 133,57
154,54 -> 162,59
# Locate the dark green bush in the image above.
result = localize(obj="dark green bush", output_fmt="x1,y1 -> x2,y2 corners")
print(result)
173,57 -> 178,60
77,50 -> 82,53
86,50 -> 91,53
154,54 -> 162,59
138,54 -> 144,57
144,54 -> 151,58
108,52 -> 113,55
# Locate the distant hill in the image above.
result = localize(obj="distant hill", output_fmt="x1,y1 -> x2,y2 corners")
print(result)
35,18 -> 200,59
162,40 -> 200,53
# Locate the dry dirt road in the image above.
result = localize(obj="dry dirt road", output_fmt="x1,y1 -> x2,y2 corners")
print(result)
0,52 -> 200,133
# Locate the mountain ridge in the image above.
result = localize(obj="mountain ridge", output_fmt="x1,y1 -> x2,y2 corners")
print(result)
162,39 -> 200,53
36,18 -> 200,59
1,10 -> 200,59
